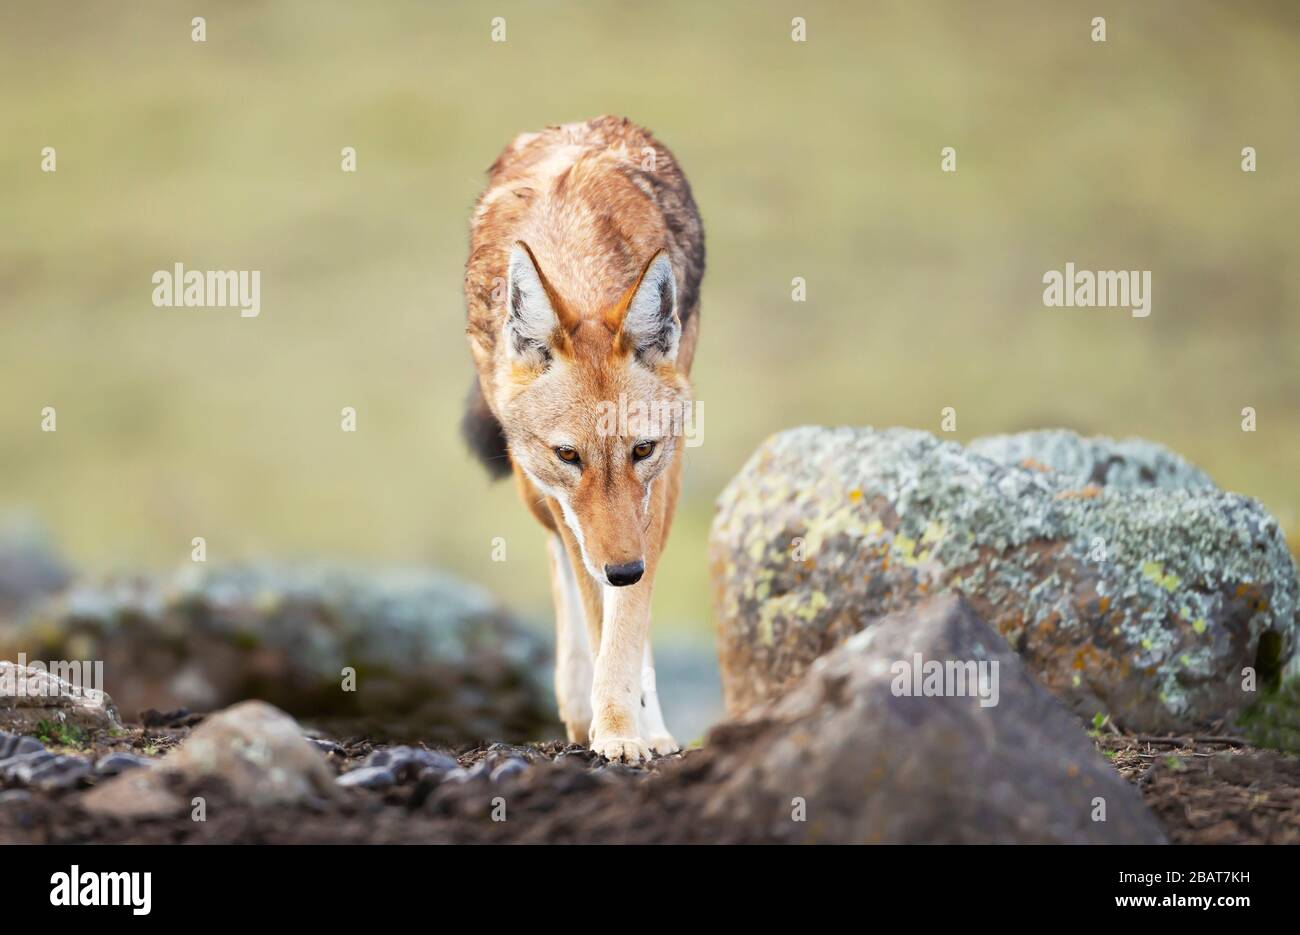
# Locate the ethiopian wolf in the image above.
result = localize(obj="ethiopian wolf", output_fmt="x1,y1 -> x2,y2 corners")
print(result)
462,117 -> 704,762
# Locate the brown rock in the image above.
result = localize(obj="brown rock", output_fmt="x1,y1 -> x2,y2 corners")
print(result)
698,594 -> 1167,843
82,701 -> 337,817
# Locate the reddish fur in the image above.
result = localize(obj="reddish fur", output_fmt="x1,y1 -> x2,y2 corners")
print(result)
461,117 -> 704,756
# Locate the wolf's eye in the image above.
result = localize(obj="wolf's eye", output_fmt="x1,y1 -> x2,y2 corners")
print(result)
632,440 -> 655,462
555,446 -> 581,465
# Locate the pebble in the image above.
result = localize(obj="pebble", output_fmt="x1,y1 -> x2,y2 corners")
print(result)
363,746 -> 459,783
94,752 -> 153,777
307,738 -> 345,757
0,750 -> 55,782
0,731 -> 46,759
554,750 -> 594,766
22,755 -> 92,791
336,766 -> 396,790
333,747 -> 466,792
415,750 -> 460,772
490,758 -> 528,783
486,742 -> 532,759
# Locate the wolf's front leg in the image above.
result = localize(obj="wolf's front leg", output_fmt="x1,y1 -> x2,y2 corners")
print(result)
589,579 -> 655,763
548,536 -> 593,744
638,641 -> 679,755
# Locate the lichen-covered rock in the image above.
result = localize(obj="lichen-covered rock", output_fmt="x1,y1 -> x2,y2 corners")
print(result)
710,426 -> 1299,731
0,661 -> 123,735
699,595 -> 1166,843
1,564 -> 557,743
968,429 -> 1215,491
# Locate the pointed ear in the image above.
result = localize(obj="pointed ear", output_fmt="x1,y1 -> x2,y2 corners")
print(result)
504,242 -> 567,366
618,250 -> 680,366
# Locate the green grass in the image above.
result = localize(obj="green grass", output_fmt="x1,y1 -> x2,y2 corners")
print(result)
1239,677 -> 1300,753
1,1 -> 1298,640
34,719 -> 89,750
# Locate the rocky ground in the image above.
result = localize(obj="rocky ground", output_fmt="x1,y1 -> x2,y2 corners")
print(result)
1,710 -> 1297,845
1096,732 -> 1300,845
2,594 -> 1297,845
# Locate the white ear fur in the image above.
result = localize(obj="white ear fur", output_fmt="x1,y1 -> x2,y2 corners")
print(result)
504,243 -> 559,364
623,252 -> 679,365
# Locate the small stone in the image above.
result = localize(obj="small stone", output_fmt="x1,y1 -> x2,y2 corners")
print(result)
0,750 -> 55,782
94,752 -> 152,777
418,751 -> 459,772
554,750 -> 593,767
14,736 -> 45,757
26,755 -> 92,791
490,758 -> 528,783
0,731 -> 45,759
336,766 -> 396,790
307,738 -> 344,756
364,745 -> 415,769
363,746 -> 457,782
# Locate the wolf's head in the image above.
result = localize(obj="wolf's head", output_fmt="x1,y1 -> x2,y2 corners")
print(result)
495,242 -> 691,587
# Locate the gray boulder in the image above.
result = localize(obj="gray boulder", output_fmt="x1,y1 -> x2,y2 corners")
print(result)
2,564 -> 556,743
710,426 -> 1298,730
699,594 -> 1167,843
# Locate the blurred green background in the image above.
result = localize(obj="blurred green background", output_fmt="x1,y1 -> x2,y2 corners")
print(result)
3,0 -> 1298,652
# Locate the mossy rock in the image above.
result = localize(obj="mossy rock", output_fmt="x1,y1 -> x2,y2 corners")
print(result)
2,564 -> 557,743
710,427 -> 1299,731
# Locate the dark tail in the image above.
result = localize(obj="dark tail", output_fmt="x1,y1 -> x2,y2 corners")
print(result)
461,378 -> 512,480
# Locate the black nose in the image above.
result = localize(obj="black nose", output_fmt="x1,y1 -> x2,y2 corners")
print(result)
604,560 -> 645,587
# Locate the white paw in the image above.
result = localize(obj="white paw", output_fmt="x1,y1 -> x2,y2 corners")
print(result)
647,734 -> 680,756
590,736 -> 653,764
